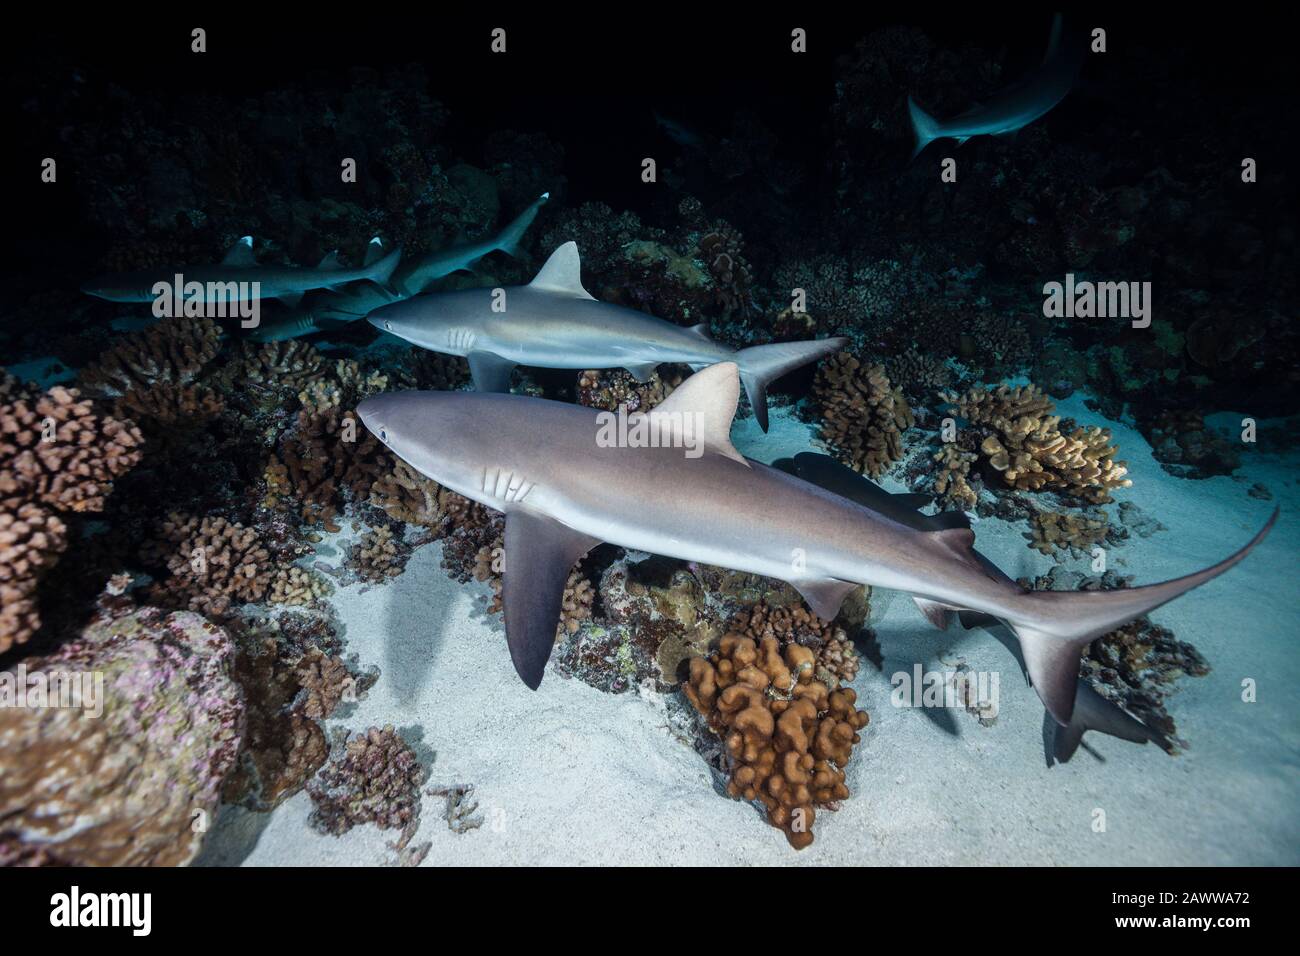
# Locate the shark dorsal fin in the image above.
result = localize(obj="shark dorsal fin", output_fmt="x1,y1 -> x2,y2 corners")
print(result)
363,237 -> 386,267
529,242 -> 595,299
222,236 -> 256,267
318,250 -> 341,270
640,362 -> 748,466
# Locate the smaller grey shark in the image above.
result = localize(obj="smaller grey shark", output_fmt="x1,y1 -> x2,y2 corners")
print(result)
908,14 -> 1083,157
357,364 -> 1276,727
82,235 -> 402,307
368,241 -> 847,430
247,194 -> 550,342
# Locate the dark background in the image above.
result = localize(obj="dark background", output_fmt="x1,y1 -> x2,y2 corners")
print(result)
3,10 -> 1294,285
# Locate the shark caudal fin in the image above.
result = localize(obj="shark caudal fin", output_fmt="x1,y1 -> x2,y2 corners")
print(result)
1009,508 -> 1277,726
496,191 -> 550,258
907,96 -> 942,158
364,244 -> 403,288
735,337 -> 848,432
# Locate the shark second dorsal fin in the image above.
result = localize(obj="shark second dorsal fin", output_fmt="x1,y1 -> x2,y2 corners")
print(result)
222,236 -> 256,267
642,362 -> 748,465
529,242 -> 595,299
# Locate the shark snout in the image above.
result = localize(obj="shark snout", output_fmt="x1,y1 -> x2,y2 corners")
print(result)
355,395 -> 390,444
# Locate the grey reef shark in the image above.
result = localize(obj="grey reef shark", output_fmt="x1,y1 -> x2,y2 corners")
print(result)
247,191 -> 550,343
81,234 -> 403,308
368,241 -> 847,431
357,363 -> 1277,758
907,13 -> 1084,157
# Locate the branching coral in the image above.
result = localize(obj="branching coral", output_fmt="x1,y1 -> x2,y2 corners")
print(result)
79,315 -> 223,398
1026,509 -> 1111,559
932,442 -> 979,510
308,725 -> 424,845
814,352 -> 913,477
142,513 -> 274,618
685,634 -> 869,849
346,525 -> 410,583
0,377 -> 143,652
886,348 -> 954,404
263,408 -> 386,531
943,383 -> 1131,504
576,366 -> 682,413
370,458 -> 489,532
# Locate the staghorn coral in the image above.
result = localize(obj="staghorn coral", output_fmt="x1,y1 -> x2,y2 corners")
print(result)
308,725 -> 424,846
943,383 -> 1131,504
0,605 -> 242,865
1,377 -> 143,652
814,352 -> 913,477
1026,509 -> 1111,559
142,513 -> 274,618
685,634 -> 869,849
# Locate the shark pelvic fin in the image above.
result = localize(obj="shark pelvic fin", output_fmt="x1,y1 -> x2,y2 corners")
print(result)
686,323 -> 713,340
625,363 -> 659,383
529,241 -> 595,299
646,362 -> 747,465
222,236 -> 256,267
467,351 -> 516,393
913,597 -> 964,631
792,578 -> 860,621
501,511 -> 600,689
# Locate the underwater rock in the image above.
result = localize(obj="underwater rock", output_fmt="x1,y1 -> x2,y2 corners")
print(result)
1143,410 -> 1242,479
0,604 -> 242,865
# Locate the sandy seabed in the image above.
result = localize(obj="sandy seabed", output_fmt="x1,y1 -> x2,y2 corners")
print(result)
198,396 -> 1300,866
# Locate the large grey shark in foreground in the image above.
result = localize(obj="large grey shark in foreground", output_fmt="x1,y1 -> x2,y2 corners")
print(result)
907,14 -> 1084,157
357,363 -> 1276,729
368,242 -> 846,431
82,235 -> 402,307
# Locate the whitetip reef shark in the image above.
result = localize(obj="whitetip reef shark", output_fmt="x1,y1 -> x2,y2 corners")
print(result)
907,13 -> 1084,157
82,235 -> 403,307
357,363 -> 1277,737
246,193 -> 550,342
367,241 -> 847,430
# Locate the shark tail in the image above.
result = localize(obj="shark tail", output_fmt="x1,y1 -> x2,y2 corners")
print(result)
1007,508 -> 1277,727
496,192 -> 550,258
365,245 -> 404,288
907,96 -> 941,158
735,337 -> 848,432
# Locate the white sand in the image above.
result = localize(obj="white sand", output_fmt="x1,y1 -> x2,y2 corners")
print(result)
199,399 -> 1300,866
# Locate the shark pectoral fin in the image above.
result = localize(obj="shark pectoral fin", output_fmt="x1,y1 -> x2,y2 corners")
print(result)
913,596 -> 964,631
625,362 -> 659,384
222,236 -> 256,266
466,351 -> 516,392
501,511 -> 600,689
791,578 -> 860,622
648,363 -> 747,465
529,241 -> 596,299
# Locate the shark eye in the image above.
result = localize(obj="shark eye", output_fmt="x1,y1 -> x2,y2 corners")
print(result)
379,429 -> 387,442
384,320 -> 393,331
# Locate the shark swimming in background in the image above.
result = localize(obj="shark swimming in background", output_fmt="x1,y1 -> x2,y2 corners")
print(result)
368,241 -> 846,431
82,235 -> 402,307
246,193 -> 550,342
357,363 -> 1277,731
907,14 -> 1084,157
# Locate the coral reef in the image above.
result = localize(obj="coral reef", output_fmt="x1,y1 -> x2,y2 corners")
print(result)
576,367 -> 682,413
346,525 -> 411,583
685,634 -> 869,849
308,725 -> 425,847
1,376 -> 143,652
814,352 -> 913,477
0,604 -> 242,864
427,783 -> 484,834
942,384 -> 1131,504
1144,410 -> 1242,479
1026,509 -> 1112,559
143,513 -> 275,617
932,442 -> 979,511
264,408 -> 386,531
